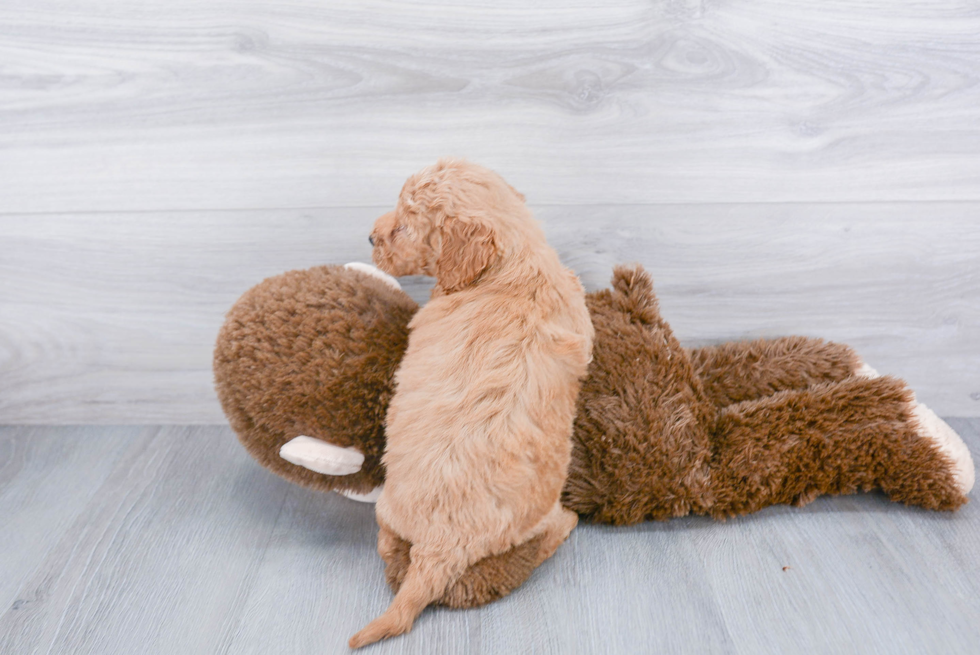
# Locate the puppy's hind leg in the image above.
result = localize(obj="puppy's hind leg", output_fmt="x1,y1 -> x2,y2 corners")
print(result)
349,546 -> 467,649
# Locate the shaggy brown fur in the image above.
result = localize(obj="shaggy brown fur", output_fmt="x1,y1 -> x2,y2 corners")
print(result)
689,336 -> 862,407
708,376 -> 962,516
383,533 -> 544,609
213,265 -> 417,496
349,160 -> 593,648
214,263 -> 971,613
563,268 -> 965,525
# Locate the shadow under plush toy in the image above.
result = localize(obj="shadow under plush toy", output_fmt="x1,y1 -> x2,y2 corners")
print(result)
214,262 -> 975,608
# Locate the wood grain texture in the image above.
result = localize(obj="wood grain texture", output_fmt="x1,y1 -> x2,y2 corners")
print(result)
0,0 -> 979,212
0,427 -> 143,614
1,423 -> 978,654
0,426 -> 293,655
2,204 -> 978,423
1,0 -> 978,422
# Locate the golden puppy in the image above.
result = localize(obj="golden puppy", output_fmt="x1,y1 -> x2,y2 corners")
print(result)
350,159 -> 594,648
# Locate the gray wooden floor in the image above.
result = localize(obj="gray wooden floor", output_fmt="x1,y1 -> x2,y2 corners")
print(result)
2,422 -> 978,655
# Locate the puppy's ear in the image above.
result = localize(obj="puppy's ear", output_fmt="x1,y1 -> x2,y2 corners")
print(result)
436,216 -> 497,292
506,183 -> 525,203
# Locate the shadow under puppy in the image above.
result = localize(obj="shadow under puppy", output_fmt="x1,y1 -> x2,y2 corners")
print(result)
349,159 -> 594,648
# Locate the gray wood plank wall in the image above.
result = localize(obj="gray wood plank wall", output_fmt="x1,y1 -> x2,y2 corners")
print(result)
1,0 -> 978,422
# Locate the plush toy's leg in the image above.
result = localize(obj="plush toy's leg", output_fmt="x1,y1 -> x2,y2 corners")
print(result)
707,375 -> 973,517
689,336 -> 862,407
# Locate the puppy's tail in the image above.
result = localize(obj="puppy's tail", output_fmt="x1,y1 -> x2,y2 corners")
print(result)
349,549 -> 464,649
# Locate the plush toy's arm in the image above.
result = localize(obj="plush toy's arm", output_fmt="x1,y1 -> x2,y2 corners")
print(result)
688,336 -> 864,407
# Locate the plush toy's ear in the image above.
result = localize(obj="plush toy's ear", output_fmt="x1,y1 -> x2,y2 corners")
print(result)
344,262 -> 401,291
610,264 -> 660,325
436,216 -> 497,293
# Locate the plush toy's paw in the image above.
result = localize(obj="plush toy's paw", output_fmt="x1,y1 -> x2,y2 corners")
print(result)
344,262 -> 401,290
279,435 -> 365,476
911,402 -> 975,495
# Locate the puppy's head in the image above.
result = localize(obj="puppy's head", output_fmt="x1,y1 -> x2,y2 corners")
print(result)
370,159 -> 525,292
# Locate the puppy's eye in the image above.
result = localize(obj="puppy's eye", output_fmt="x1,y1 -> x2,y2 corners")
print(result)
390,225 -> 407,238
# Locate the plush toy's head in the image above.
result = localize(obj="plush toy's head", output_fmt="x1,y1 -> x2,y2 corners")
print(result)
213,264 -> 417,495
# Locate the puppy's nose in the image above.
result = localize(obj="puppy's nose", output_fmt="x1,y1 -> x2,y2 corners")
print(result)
368,235 -> 375,246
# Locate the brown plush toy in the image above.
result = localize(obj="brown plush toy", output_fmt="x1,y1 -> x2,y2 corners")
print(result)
214,262 -> 975,608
